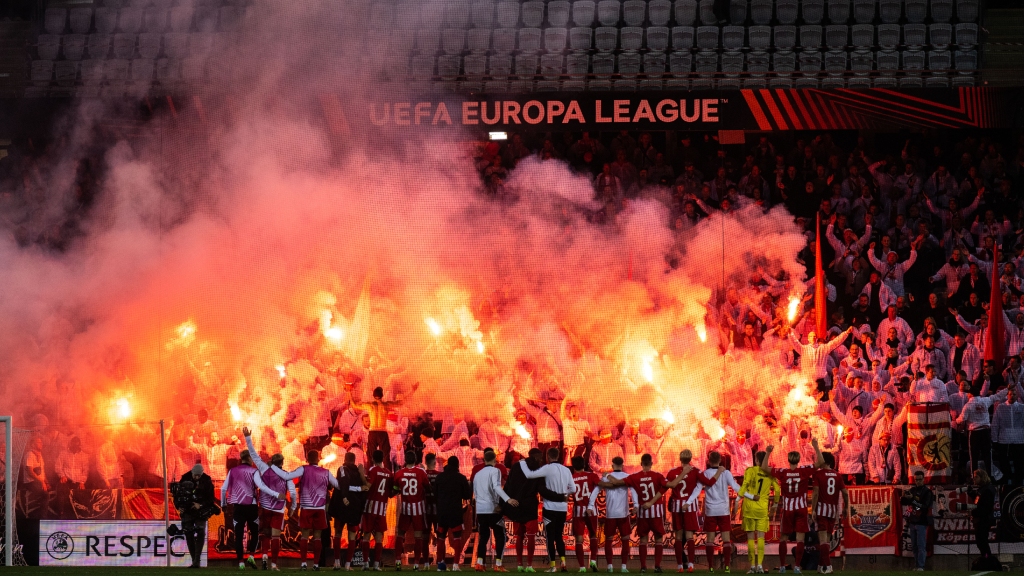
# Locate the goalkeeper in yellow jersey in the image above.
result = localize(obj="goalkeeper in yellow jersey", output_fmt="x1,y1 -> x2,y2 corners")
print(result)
739,451 -> 779,574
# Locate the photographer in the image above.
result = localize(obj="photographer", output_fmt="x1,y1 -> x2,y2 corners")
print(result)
177,464 -> 217,568
900,470 -> 934,571
960,469 -> 997,568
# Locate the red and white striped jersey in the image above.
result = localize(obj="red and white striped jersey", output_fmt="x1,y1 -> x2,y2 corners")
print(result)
770,466 -> 815,511
424,468 -> 440,515
666,466 -> 715,513
572,471 -> 600,518
813,468 -> 845,520
395,466 -> 430,516
363,465 -> 394,517
625,470 -> 667,518
297,465 -> 337,509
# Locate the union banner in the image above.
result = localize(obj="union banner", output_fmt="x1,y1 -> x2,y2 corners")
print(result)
843,486 -> 899,554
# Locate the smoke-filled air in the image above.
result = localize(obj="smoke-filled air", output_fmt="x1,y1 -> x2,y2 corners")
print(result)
1,0 -> 824,476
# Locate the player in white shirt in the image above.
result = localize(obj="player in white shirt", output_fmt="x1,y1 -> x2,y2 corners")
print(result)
687,451 -> 749,572
594,456 -> 636,573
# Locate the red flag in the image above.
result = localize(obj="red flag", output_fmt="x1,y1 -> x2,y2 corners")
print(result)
985,242 -> 1005,366
815,214 -> 828,339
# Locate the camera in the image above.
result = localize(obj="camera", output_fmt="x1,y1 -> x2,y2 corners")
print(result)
170,480 -> 221,521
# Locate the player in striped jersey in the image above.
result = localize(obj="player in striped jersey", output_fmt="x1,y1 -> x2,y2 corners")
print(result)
808,453 -> 849,575
760,440 -> 824,574
423,453 -> 441,570
622,454 -> 668,573
570,457 -> 600,573
394,450 -> 431,571
293,448 -> 342,571
360,450 -> 395,571
665,450 -> 723,573
738,451 -> 778,574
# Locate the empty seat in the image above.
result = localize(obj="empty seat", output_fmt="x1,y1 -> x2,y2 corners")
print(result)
699,0 -> 716,24
821,76 -> 844,88
571,0 -> 595,25
593,52 -> 615,76
932,0 -> 952,22
824,49 -> 846,71
463,54 -> 487,78
470,1 -> 494,27
521,2 -> 544,26
106,58 -> 130,82
54,60 -> 77,86
848,76 -> 871,88
612,78 -> 638,89
719,78 -> 741,89
696,26 -> 718,49
644,51 -> 667,72
649,0 -> 672,25
488,54 -> 512,75
672,26 -> 695,49
826,25 -> 847,48
851,24 -> 872,47
951,75 -> 974,87
62,34 -> 86,60
904,24 -> 926,47
751,0 -> 772,24
37,35 -> 60,60
598,0 -> 620,25
869,75 -> 895,86
30,60 -> 54,86
775,0 -> 798,23
852,0 -> 874,22
879,0 -> 900,22
543,1 -> 568,26
876,49 -> 898,70
570,27 -> 592,49
467,28 -> 491,51
744,77 -> 768,88
595,27 -> 618,50
902,49 -> 925,71
496,2 -> 519,27
162,32 -> 187,58
799,49 -> 822,72
827,0 -> 850,23
747,50 -> 770,71
675,0 -> 698,25
694,50 -> 717,72
544,27 -> 568,51
45,8 -> 67,34
775,25 -> 797,48
801,0 -> 824,23
518,28 -> 542,51
795,76 -> 819,87
588,78 -> 612,90
491,28 -> 515,52
957,0 -> 978,22
955,23 -> 977,47
877,23 -> 899,47
618,52 -> 642,73
721,51 -> 743,72
899,76 -> 922,87
87,33 -> 112,59
143,8 -> 166,32
624,0 -> 646,26
566,52 -> 588,75
444,0 -> 471,27
640,78 -> 664,89
670,50 -> 692,72
691,77 -> 714,89
187,32 -> 214,56
130,57 -> 154,82
193,6 -> 218,32
438,54 -> 462,77
800,25 -> 822,48
417,28 -> 441,53
905,0 -> 926,22
396,1 -> 421,28
749,26 -> 770,48
540,53 -> 563,78
930,24 -> 952,48
138,32 -> 161,58
621,27 -> 643,49
722,26 -> 744,49
851,48 -> 873,70
95,8 -> 118,33
774,49 -> 797,71
954,49 -> 976,70
442,29 -> 465,54
769,77 -> 794,88
925,75 -> 949,87
80,59 -> 104,84
928,49 -> 951,70
647,26 -> 670,50
410,55 -> 435,77
70,8 -> 93,34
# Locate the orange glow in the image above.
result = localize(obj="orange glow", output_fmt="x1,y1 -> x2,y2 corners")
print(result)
787,297 -> 800,322
425,318 -> 442,336
116,398 -> 131,419
696,322 -> 707,342
513,422 -> 531,439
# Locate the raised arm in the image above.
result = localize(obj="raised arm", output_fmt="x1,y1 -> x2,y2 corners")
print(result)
243,427 -> 270,474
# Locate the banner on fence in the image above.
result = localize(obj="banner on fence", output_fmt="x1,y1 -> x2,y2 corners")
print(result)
39,520 -> 200,567
843,485 -> 899,554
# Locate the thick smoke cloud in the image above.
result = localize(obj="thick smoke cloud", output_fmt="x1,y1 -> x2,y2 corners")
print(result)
0,0 -> 814,463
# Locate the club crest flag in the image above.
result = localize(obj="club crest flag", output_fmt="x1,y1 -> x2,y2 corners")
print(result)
907,403 -> 952,483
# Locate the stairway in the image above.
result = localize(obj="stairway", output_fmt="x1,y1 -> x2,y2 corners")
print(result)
981,8 -> 1024,86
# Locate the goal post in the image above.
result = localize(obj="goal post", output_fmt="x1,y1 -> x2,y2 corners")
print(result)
1,415 -> 11,567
